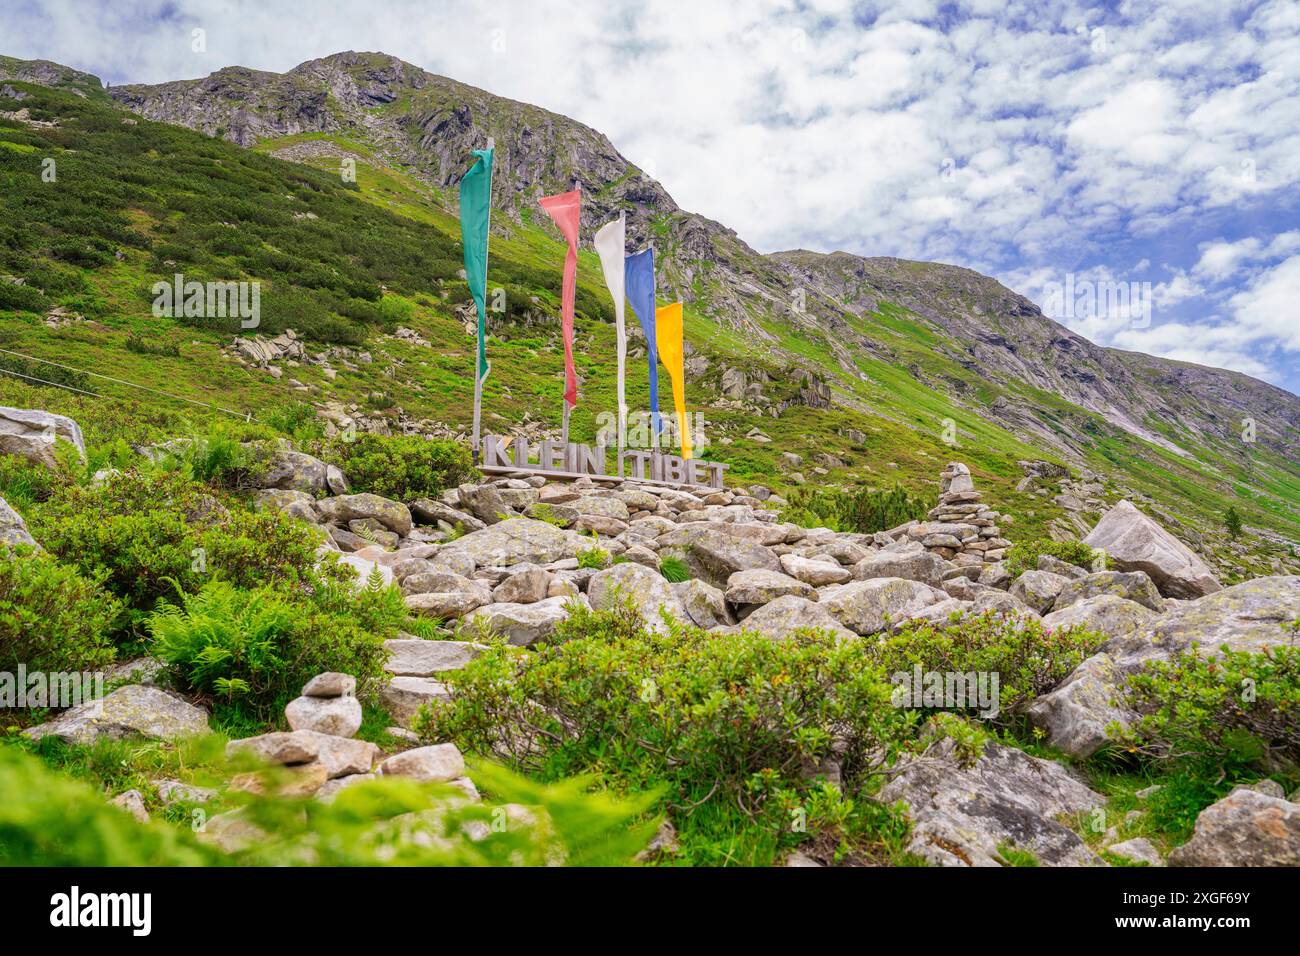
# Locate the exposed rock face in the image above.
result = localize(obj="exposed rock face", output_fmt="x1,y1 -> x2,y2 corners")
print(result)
724,568 -> 815,606
878,734 -> 1105,867
381,676 -> 451,726
1168,789 -> 1300,866
257,447 -> 331,494
1028,576 -> 1300,757
672,579 -> 734,628
24,685 -> 209,745
855,540 -> 949,588
0,406 -> 86,469
0,497 -> 37,548
1084,500 -> 1221,599
316,493 -> 413,536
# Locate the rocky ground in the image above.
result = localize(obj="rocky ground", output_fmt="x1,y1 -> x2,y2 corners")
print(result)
2,403 -> 1298,867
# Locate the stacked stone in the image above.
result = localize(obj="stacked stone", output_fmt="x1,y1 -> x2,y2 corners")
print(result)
907,462 -> 1011,567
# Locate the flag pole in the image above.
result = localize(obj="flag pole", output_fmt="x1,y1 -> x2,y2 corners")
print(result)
471,136 -> 494,467
560,179 -> 580,448
649,240 -> 660,454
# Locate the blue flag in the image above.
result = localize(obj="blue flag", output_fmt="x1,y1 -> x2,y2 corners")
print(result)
625,248 -> 660,434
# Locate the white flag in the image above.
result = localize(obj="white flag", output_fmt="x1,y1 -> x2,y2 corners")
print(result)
593,213 -> 628,464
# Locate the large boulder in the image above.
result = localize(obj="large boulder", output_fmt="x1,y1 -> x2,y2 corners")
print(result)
853,540 -> 948,588
0,497 -> 37,548
440,518 -> 588,567
820,578 -> 945,636
1040,595 -> 1157,644
24,685 -> 208,745
661,527 -> 782,588
1008,570 -> 1070,614
1029,576 -> 1300,758
724,568 -> 815,606
780,553 -> 851,586
384,639 -> 486,676
672,579 -> 734,629
1084,500 -> 1221,598
254,488 -> 319,524
735,595 -> 857,641
878,733 -> 1105,867
317,493 -> 413,537
380,676 -> 451,726
257,447 -> 330,494
1168,789 -> 1300,866
588,563 -> 683,634
0,407 -> 85,469
463,595 -> 586,646
1053,569 -> 1163,613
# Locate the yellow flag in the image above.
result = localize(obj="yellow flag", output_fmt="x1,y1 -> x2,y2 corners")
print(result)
654,302 -> 692,460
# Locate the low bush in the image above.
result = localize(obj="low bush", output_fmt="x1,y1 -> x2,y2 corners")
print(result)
317,433 -> 474,501
1112,645 -> 1300,775
0,546 -> 119,674
32,470 -> 336,639
781,485 -> 927,534
1003,538 -> 1105,578
872,611 -> 1102,724
418,599 -> 908,814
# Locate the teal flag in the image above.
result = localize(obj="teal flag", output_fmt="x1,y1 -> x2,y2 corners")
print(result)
459,147 -> 494,384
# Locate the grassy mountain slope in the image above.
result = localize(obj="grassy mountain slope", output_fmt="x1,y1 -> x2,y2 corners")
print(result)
0,53 -> 1297,581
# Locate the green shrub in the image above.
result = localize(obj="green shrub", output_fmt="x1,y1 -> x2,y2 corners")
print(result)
151,568 -> 401,718
418,598 -> 908,812
1004,538 -> 1105,578
873,611 -> 1103,724
0,455 -> 56,510
1112,646 -> 1300,774
0,744 -> 210,865
319,433 -> 475,501
0,546 -> 119,674
781,485 -> 927,534
32,470 -> 335,638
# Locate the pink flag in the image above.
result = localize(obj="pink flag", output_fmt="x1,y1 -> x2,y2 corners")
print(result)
538,189 -> 582,408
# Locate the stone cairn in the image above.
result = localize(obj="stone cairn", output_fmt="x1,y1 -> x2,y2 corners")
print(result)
906,462 -> 1011,567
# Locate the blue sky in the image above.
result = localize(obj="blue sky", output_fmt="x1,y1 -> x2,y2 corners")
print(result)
4,0 -> 1298,395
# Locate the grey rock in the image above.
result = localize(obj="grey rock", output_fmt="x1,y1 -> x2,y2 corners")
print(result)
736,595 -> 858,641
1168,789 -> 1300,866
285,694 -> 362,737
0,406 -> 85,469
317,493 -> 413,536
0,497 -> 37,548
302,672 -> 355,698
380,676 -> 452,727
1009,570 -> 1070,614
1040,595 -> 1157,643
725,568 -> 815,606
672,579 -> 734,628
111,790 -> 150,824
1054,570 -> 1164,613
1084,500 -> 1221,598
384,639 -> 486,676
821,577 -> 945,636
258,447 -> 330,494
588,563 -> 684,633
379,743 -> 466,783
24,685 -> 208,745
780,553 -> 851,586
854,540 -> 949,588
440,517 -> 589,567
464,595 -> 585,646
878,734 -> 1105,867
491,566 -> 551,604
1107,837 -> 1162,866
253,488 -> 319,524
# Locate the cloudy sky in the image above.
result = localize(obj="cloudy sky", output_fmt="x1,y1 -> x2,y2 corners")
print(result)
5,0 -> 1298,394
